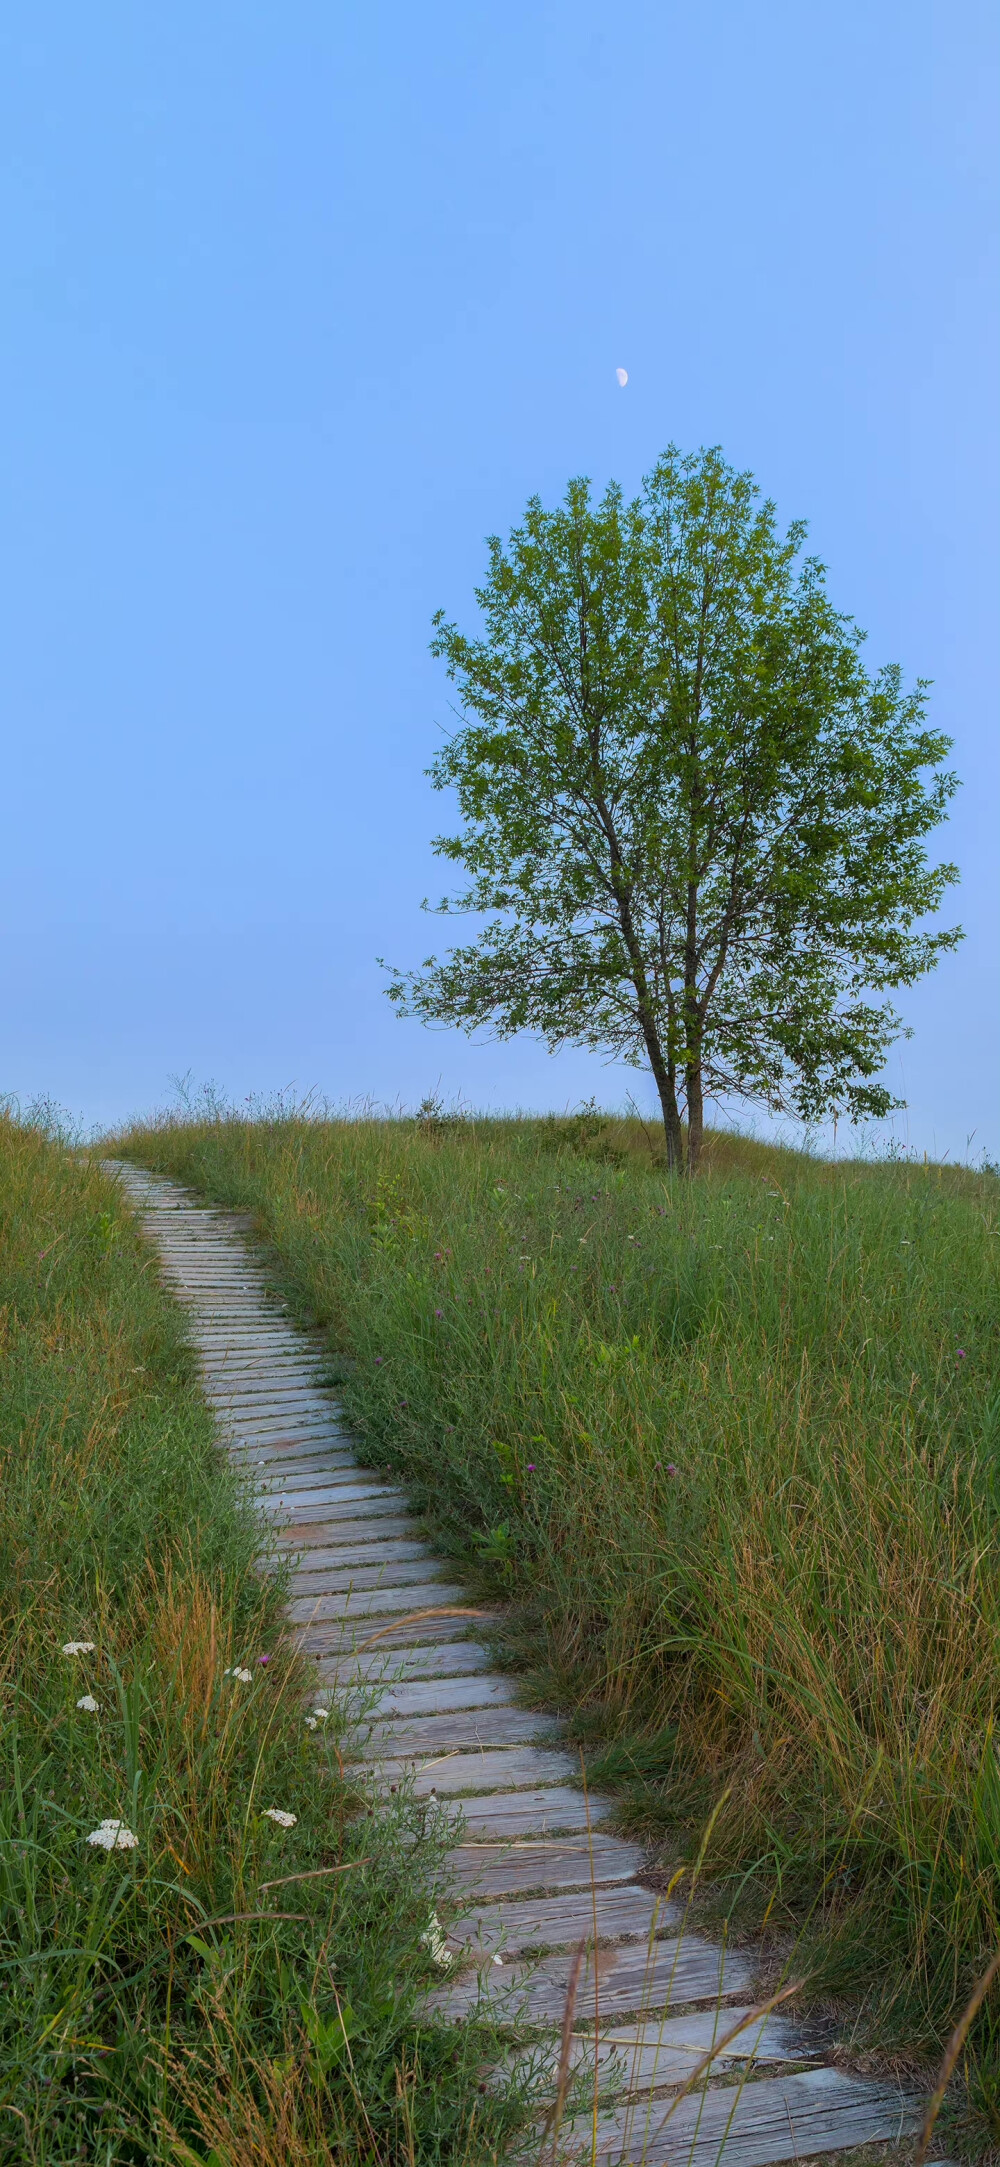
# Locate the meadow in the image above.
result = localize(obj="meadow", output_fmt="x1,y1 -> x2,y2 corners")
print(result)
0,1112 -> 535,2166
112,1103 -> 1000,2148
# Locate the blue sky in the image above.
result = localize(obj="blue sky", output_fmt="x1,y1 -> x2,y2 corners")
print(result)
1,1 -> 997,1160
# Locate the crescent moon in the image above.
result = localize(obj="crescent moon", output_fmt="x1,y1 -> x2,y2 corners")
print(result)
615,367 -> 628,387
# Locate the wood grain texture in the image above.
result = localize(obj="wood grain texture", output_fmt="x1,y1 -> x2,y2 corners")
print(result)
449,1883 -> 677,1957
316,1642 -> 495,1689
424,1933 -> 753,2021
588,2066 -> 920,2163
362,1745 -> 580,1795
442,1837 -> 647,1896
428,1788 -> 614,1838
350,1706 -> 563,1756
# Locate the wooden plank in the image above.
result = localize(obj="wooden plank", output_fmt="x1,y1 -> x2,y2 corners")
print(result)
420,1788 -> 612,1840
424,1933 -> 753,2023
448,1884 -> 676,1958
442,1791 -> 611,1840
236,1435 -> 352,1460
276,1490 -> 411,1530
259,1479 -> 391,1511
317,1642 -> 495,1689
294,1611 -> 496,1658
587,2066 -> 921,2165
350,1707 -> 563,1756
510,2009 -> 816,2096
277,1513 -> 418,1551
191,1319 -> 313,1333
228,1403 -> 346,1423
284,1581 -> 470,1623
199,1359 -> 330,1379
210,1391 -> 335,1415
356,1673 -> 518,1717
443,1837 -> 645,1897
234,1426 -> 353,1452
228,1434 -> 346,1458
272,1515 -> 419,1552
365,1746 -> 578,1795
284,1559 -> 452,1596
230,1441 -> 342,1468
226,1414 -> 347,1440
254,1468 -> 362,1496
240,1448 -> 357,1477
279,1536 -> 431,1570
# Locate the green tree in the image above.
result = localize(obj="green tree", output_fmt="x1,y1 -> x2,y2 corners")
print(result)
386,446 -> 961,1172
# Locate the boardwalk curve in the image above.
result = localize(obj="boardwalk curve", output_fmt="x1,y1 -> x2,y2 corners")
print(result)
105,1160 -> 923,2166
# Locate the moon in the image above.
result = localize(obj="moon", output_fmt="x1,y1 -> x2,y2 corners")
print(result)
615,366 -> 628,387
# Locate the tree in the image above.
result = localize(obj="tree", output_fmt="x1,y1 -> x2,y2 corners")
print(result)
385,446 -> 961,1173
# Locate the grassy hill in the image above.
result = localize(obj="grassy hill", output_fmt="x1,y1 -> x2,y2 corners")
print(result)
113,1107 -> 1000,2148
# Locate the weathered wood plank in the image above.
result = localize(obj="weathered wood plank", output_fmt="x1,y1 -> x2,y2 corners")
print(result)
354,1673 -> 518,1717
284,1559 -> 452,1596
230,1441 -> 343,1468
350,1707 -> 563,1756
587,2066 -> 920,2164
448,1884 -> 676,1958
294,1611 -> 495,1657
512,2009 -> 816,2096
425,1788 -> 612,1839
211,1389 -> 335,1412
317,1642 -> 495,1689
364,1746 -> 579,1796
277,1513 -> 418,1551
229,1415 -> 348,1442
285,1582 -> 470,1623
242,1450 -> 358,1479
425,1933 -> 752,2023
259,1479 -> 401,1512
443,1837 -> 646,1897
281,1537 -> 433,1571
272,1515 -> 419,1552
276,1490 -> 412,1530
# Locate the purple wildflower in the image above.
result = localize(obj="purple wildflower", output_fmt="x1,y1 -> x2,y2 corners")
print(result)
526,1463 -> 536,1472
375,1356 -> 384,1365
435,1307 -> 443,1318
665,1463 -> 677,1477
258,1654 -> 271,1666
957,1348 -> 967,1359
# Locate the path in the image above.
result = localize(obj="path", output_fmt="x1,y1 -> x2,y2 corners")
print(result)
106,1161 -> 925,2166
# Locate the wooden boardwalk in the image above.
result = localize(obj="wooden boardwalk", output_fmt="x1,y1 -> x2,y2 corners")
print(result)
107,1161 -> 924,2166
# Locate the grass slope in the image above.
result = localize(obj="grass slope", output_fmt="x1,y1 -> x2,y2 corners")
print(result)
112,1107 -> 1000,2153
0,1115 -> 534,2166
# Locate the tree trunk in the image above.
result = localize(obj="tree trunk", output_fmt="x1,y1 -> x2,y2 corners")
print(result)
643,1028 -> 684,1171
685,1059 -> 704,1174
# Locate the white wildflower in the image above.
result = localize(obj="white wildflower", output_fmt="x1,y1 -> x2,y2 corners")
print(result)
62,1641 -> 96,1657
311,1706 -> 330,1722
304,1715 -> 318,1731
419,1911 -> 454,1969
76,1695 -> 100,1713
87,1820 -> 138,1852
224,1667 -> 254,1684
262,1808 -> 297,1829
492,1952 -> 503,1966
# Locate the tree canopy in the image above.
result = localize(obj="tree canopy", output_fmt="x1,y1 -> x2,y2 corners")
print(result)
386,446 -> 961,1170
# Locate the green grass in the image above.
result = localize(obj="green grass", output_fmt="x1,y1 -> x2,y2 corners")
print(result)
109,1104 -> 1000,2153
0,1113 -> 539,2166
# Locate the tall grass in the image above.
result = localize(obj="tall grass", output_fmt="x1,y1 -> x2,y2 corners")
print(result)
0,1114 -> 537,2165
111,1105 -> 1000,2146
